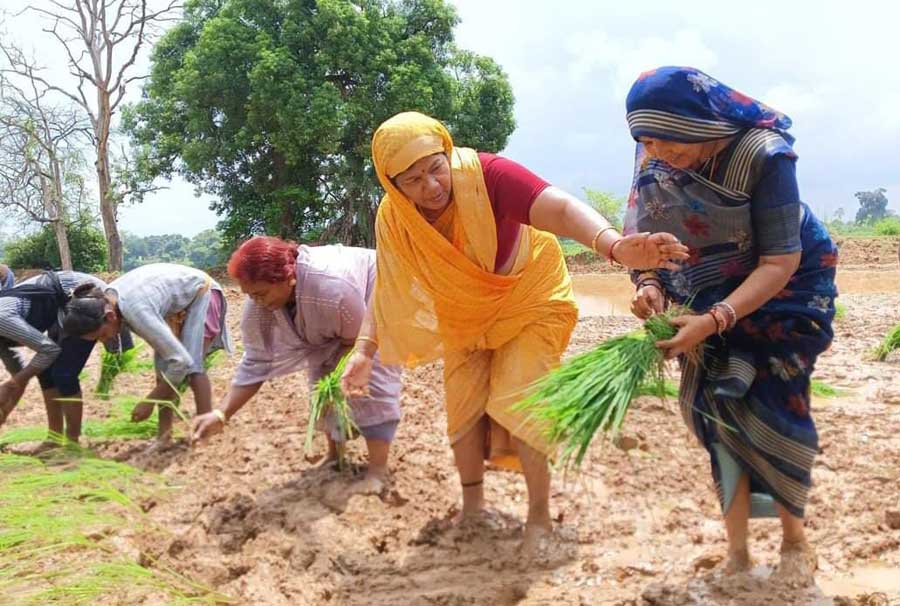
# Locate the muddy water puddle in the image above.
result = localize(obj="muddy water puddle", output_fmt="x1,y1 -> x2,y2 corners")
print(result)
573,269 -> 900,318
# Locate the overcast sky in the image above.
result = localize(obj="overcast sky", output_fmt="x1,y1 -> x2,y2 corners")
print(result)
2,0 -> 897,236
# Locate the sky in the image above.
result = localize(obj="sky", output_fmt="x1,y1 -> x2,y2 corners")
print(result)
1,0 -> 897,236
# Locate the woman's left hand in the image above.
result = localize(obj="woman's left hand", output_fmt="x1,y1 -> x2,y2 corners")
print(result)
655,313 -> 717,359
612,232 -> 689,271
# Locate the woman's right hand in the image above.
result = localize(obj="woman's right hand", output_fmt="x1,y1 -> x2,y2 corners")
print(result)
630,284 -> 666,320
191,412 -> 224,442
341,350 -> 375,398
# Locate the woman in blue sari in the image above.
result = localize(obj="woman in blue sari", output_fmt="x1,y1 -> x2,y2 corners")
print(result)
623,67 -> 837,583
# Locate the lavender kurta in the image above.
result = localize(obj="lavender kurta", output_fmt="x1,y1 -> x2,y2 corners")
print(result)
233,245 -> 401,436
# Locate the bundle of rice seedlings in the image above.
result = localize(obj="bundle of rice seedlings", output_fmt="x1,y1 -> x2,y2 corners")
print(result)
95,341 -> 150,398
516,311 -> 685,470
873,322 -> 900,361
306,352 -> 358,469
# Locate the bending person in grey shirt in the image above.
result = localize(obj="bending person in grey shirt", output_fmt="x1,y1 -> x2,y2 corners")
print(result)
63,263 -> 231,443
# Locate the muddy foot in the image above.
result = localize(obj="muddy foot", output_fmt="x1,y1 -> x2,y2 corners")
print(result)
723,549 -> 754,576
771,539 -> 817,587
520,522 -> 553,557
451,508 -> 507,533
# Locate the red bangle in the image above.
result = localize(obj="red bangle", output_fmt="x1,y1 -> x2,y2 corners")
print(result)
609,238 -> 623,265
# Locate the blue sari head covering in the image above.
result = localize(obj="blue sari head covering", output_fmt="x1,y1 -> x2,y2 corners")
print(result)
625,66 -> 792,143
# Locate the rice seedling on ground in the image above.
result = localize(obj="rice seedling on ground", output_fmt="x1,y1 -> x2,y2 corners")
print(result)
810,379 -> 852,398
0,396 -> 170,448
306,352 -> 358,469
872,322 -> 900,361
637,378 -> 679,399
834,302 -> 848,322
0,450 -> 233,605
516,311 -> 683,470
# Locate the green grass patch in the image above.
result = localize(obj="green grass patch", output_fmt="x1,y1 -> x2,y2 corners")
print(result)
560,238 -> 591,258
307,352 -> 358,470
0,450 -> 233,605
810,379 -> 851,399
873,322 -> 900,361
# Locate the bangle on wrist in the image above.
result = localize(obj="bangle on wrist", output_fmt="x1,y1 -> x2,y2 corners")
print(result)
591,226 -> 617,255
609,238 -> 624,265
211,409 -> 227,426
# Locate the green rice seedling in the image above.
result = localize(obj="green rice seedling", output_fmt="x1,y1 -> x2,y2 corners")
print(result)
515,311 -> 686,469
810,379 -> 851,399
833,302 -> 847,322
636,378 -> 680,399
95,340 -> 150,398
306,352 -> 358,469
0,451 -> 231,605
873,322 -> 900,361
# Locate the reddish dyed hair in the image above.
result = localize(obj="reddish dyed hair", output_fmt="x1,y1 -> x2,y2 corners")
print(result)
227,236 -> 299,283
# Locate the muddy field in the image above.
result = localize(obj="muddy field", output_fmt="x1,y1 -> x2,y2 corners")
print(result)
2,238 -> 899,606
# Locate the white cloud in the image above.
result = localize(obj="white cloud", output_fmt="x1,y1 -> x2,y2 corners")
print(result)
761,84 -> 823,115
565,29 -> 719,98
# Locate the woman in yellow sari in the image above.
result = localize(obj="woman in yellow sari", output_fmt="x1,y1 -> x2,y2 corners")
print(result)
342,112 -> 687,551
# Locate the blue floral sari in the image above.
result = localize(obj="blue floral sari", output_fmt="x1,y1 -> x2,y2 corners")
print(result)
623,67 -> 838,518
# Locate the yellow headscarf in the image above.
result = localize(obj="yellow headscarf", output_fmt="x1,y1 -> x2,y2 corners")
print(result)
371,111 -> 576,366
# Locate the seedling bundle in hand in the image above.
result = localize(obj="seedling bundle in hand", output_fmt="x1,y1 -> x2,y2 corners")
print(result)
516,310 -> 687,470
306,352 -> 359,469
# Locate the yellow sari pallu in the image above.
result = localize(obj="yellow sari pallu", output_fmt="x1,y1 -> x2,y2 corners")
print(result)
372,112 -> 577,468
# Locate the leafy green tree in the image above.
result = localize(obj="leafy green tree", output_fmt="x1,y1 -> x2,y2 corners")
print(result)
123,0 -> 516,246
123,229 -> 227,270
583,188 -> 625,230
187,229 -> 226,268
5,217 -> 107,272
855,188 -> 890,224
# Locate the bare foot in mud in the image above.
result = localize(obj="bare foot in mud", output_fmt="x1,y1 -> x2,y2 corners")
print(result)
313,450 -> 340,470
131,401 -> 155,422
520,522 -> 553,557
723,549 -> 754,576
771,539 -> 817,587
449,508 -> 507,534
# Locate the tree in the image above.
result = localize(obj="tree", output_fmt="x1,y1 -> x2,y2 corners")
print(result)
124,0 -> 516,246
583,188 -> 625,230
854,188 -> 889,224
0,66 -> 92,270
4,0 -> 182,271
5,214 -> 108,272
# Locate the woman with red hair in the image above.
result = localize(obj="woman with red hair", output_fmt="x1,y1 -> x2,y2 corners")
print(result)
192,236 -> 402,493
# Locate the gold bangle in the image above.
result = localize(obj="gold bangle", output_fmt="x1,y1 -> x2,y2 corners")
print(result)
591,226 -> 617,255
355,335 -> 378,347
211,409 -> 227,426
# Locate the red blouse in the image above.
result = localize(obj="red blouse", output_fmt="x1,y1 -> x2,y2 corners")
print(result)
478,152 -> 550,270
